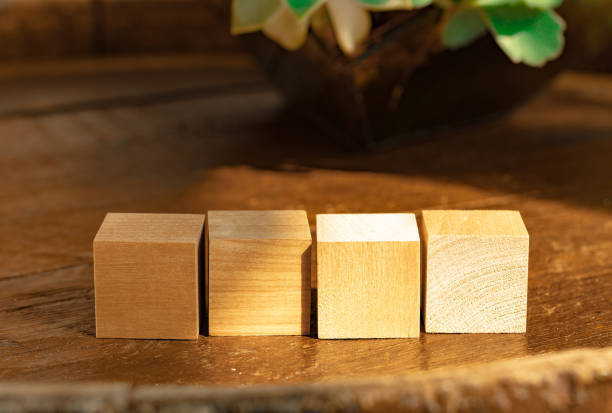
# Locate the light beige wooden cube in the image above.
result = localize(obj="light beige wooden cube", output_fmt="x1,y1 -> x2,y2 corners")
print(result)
422,210 -> 529,333
94,213 -> 204,340
317,213 -> 421,339
206,210 -> 311,336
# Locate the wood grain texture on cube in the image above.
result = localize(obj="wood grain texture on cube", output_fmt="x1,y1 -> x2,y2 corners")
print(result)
317,214 -> 420,339
422,210 -> 529,334
206,211 -> 311,336
94,213 -> 204,340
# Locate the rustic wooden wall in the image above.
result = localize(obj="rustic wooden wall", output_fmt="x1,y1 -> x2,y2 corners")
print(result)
0,0 -> 235,61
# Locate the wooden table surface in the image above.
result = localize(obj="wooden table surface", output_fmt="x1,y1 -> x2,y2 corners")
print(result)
0,54 -> 611,387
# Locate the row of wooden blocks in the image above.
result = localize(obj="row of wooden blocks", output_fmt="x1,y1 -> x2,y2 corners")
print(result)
94,210 -> 529,339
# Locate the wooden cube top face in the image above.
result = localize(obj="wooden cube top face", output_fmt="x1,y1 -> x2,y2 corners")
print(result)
207,210 -> 311,336
422,210 -> 528,238
207,210 -> 311,241
94,213 -> 205,340
94,213 -> 206,244
317,213 -> 419,243
316,213 -> 420,339
422,210 -> 529,333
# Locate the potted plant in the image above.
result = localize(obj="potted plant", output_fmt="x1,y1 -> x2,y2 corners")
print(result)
231,0 -> 566,148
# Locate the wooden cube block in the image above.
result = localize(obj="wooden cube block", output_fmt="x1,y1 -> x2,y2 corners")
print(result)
317,213 -> 421,339
422,210 -> 529,333
206,210 -> 311,336
94,213 -> 204,339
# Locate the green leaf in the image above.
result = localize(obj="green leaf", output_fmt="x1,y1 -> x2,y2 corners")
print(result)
443,8 -> 488,49
410,0 -> 433,6
483,5 -> 565,67
232,0 -> 281,34
355,0 -> 432,10
286,0 -> 324,18
358,0 -> 392,6
474,0 -> 513,6
328,0 -> 372,54
476,0 -> 563,7
263,2 -> 310,50
524,0 -> 563,7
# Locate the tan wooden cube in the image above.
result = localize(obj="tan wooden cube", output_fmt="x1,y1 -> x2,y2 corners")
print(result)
206,210 -> 311,336
94,213 -> 204,340
422,210 -> 529,333
317,213 -> 421,339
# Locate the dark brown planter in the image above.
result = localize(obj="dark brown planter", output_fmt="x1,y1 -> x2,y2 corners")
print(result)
243,7 -> 567,149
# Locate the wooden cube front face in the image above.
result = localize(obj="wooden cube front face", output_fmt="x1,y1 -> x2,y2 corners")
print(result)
422,210 -> 529,333
207,211 -> 311,336
94,213 -> 204,340
317,214 -> 421,339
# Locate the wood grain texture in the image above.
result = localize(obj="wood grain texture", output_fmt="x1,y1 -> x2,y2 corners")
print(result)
317,214 -> 420,339
0,383 -> 131,413
0,56 -> 610,398
94,213 -> 204,339
0,0 -> 233,61
0,0 -> 93,61
118,347 -> 612,412
422,210 -> 529,333
2,347 -> 611,412
206,211 -> 311,336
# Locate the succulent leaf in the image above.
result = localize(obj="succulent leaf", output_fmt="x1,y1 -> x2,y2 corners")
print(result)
483,5 -> 565,67
358,0 -> 393,6
286,0 -> 325,18
523,0 -> 562,7
410,0 -> 433,7
231,0 -> 565,66
476,0 -> 563,8
327,0 -> 372,54
263,2 -> 310,50
443,8 -> 487,49
232,0 -> 281,34
356,0 -> 432,10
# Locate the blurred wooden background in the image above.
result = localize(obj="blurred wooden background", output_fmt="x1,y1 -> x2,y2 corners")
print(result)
0,0 -> 610,71
0,0 -> 234,60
